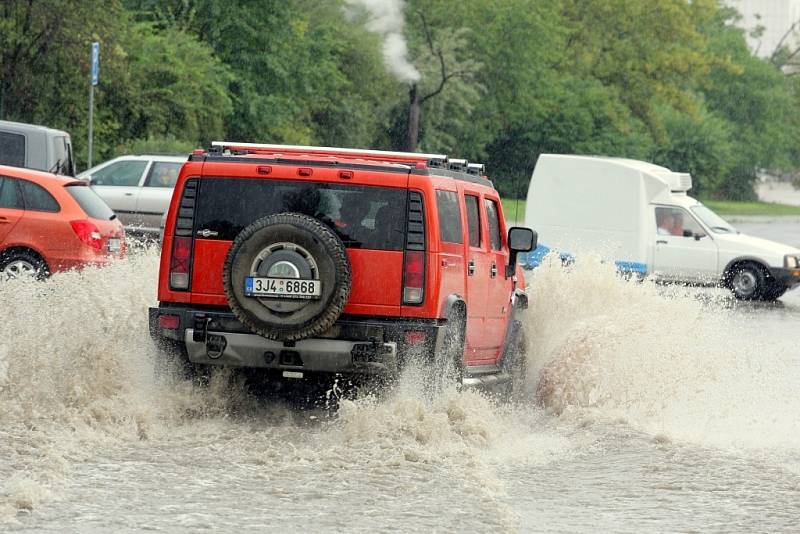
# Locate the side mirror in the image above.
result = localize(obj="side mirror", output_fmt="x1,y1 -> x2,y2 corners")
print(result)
694,232 -> 705,241
507,227 -> 537,277
509,227 -> 537,252
682,229 -> 693,238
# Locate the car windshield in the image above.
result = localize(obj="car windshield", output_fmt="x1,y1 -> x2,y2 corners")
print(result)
691,204 -> 737,234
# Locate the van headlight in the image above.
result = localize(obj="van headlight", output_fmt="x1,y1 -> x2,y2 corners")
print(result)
784,255 -> 800,268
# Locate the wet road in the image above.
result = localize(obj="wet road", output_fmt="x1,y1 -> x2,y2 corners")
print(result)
1,220 -> 799,532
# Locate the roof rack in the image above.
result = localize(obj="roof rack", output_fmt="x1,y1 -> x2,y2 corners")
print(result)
467,163 -> 485,176
210,141 -> 448,167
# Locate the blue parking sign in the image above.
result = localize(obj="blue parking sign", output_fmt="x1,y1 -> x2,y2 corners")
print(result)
91,42 -> 100,86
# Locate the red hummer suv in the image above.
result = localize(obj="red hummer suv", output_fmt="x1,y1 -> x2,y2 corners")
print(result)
149,142 -> 535,392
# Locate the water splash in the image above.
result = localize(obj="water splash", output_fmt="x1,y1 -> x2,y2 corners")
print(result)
522,253 -> 800,451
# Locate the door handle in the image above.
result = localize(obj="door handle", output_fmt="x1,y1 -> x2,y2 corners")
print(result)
124,192 -> 134,196
468,260 -> 475,276
656,240 -> 668,245
490,263 -> 497,278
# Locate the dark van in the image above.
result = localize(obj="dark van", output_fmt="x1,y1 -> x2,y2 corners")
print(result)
0,120 -> 76,176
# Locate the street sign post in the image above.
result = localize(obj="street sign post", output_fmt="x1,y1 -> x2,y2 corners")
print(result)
88,42 -> 100,169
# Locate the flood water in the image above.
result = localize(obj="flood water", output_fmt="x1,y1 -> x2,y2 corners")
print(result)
1,220 -> 799,533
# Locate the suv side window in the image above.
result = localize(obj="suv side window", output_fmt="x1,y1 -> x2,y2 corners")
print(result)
0,177 -> 23,209
464,194 -> 481,248
436,190 -> 462,244
0,132 -> 25,168
145,162 -> 182,188
484,198 -> 502,251
91,160 -> 147,186
18,179 -> 60,212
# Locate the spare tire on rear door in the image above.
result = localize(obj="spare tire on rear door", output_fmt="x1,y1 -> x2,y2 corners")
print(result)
223,212 -> 351,341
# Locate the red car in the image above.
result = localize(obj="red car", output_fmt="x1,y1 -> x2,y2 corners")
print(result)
0,165 -> 125,278
149,143 -> 535,393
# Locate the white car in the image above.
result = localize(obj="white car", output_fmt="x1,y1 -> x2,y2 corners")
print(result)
79,155 -> 186,234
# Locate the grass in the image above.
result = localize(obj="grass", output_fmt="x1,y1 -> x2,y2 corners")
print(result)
501,198 -> 527,223
503,197 -> 800,219
699,199 -> 800,216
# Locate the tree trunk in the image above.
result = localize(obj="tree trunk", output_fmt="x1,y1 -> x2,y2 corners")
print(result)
406,83 -> 420,152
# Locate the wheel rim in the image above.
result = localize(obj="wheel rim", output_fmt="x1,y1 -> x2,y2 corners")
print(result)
732,270 -> 757,297
2,259 -> 37,280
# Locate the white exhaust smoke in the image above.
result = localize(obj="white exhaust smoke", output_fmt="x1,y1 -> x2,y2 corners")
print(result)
345,0 -> 421,83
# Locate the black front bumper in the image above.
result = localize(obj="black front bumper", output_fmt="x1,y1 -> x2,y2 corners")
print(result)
768,266 -> 800,288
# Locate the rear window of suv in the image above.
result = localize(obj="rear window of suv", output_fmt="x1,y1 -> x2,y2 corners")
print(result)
195,177 -> 408,251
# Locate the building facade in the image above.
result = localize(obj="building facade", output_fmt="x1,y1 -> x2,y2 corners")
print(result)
725,0 -> 800,57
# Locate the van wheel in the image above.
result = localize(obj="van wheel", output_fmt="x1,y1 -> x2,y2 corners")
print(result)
223,212 -> 351,341
727,263 -> 765,300
429,311 -> 465,395
0,250 -> 49,281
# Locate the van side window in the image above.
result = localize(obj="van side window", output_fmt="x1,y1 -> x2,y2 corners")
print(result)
655,206 -> 703,237
0,132 -> 25,168
436,190 -> 463,244
18,179 -> 60,212
465,194 -> 481,248
0,177 -> 23,209
91,160 -> 147,186
484,199 -> 502,250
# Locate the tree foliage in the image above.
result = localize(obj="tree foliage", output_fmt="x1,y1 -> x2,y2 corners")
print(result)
1,0 -> 797,199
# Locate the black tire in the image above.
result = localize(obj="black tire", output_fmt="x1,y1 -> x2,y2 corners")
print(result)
727,262 -> 766,300
153,339 -> 209,384
0,249 -> 49,280
223,212 -> 351,341
761,280 -> 788,301
429,311 -> 465,395
501,321 -> 527,399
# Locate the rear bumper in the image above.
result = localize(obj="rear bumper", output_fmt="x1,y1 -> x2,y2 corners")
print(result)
149,305 -> 444,376
184,329 -> 397,374
768,266 -> 800,288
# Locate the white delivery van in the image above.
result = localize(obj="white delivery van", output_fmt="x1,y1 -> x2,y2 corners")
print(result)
524,154 -> 800,300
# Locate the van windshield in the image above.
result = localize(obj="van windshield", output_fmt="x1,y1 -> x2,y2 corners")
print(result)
52,136 -> 75,176
691,204 -> 737,234
195,177 -> 408,250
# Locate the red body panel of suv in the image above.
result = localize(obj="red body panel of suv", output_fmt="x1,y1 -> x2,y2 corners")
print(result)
149,143 -> 535,391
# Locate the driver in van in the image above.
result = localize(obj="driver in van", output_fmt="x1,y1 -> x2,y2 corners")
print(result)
657,210 -> 675,235
671,211 -> 684,236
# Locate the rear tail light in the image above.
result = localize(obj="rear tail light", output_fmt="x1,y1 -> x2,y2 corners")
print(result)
403,191 -> 426,305
158,314 -> 180,330
403,251 -> 425,304
169,179 -> 198,291
404,330 -> 427,345
170,237 -> 192,289
70,220 -> 103,250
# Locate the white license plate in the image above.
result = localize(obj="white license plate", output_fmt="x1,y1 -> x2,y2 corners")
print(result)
245,277 -> 321,299
108,238 -> 121,252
